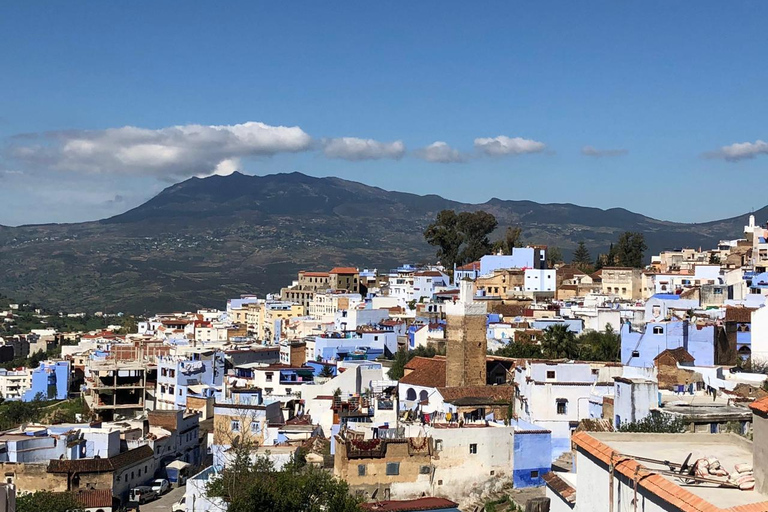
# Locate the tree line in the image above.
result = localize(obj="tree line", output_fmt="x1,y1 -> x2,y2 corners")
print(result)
424,209 -> 647,271
494,324 -> 621,362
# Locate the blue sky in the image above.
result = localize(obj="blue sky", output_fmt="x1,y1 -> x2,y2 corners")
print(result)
1,1 -> 767,225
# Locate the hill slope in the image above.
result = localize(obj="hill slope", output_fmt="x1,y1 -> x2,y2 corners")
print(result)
0,172 -> 759,313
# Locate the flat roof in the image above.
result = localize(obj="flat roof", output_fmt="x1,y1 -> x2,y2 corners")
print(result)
581,432 -> 767,510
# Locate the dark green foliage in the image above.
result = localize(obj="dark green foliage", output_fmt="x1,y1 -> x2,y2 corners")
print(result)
424,210 -> 498,268
423,210 -> 464,270
206,451 -> 362,512
547,247 -> 564,267
572,241 -> 591,268
491,226 -> 524,255
613,232 -> 647,268
541,324 -> 579,359
578,325 -> 620,362
387,345 -> 441,380
319,365 -> 334,378
617,412 -> 686,433
17,491 -> 83,512
493,342 -> 543,359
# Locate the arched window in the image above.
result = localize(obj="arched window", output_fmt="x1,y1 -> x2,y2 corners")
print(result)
419,390 -> 429,401
406,388 -> 417,401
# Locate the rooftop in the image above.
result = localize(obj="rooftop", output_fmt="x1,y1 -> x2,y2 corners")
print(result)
574,431 -> 767,510
361,497 -> 459,511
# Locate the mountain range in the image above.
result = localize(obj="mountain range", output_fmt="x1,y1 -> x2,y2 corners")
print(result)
0,171 -> 761,313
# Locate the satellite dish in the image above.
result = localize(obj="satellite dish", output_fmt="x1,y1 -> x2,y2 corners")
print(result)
370,488 -> 378,500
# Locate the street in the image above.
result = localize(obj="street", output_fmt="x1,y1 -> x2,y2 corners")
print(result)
139,484 -> 186,512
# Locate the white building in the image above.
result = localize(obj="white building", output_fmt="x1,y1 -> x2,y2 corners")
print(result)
0,369 -> 31,400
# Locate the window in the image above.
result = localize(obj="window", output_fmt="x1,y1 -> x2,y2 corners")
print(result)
131,471 -> 134,480
231,420 -> 241,432
285,388 -> 292,394
251,421 -> 260,434
714,288 -> 723,295
406,388 -> 417,401
358,464 -> 366,476
266,372 -> 273,382
161,368 -> 167,377
169,369 -> 176,378
632,350 -> 640,358
138,469 -> 141,477
546,370 -> 556,379
531,470 -> 539,478
419,465 -> 431,475
386,463 -> 400,476
169,385 -> 175,394
117,475 -> 121,483
556,399 -> 568,415
653,326 -> 664,335
179,388 -> 183,396
469,444 -> 477,454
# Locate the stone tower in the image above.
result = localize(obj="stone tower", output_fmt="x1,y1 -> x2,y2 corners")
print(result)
445,279 -> 487,387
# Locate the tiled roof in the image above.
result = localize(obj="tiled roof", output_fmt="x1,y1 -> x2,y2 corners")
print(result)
361,497 -> 459,511
542,471 -> 576,503
749,396 -> 768,415
456,261 -> 481,272
572,431 -> 768,512
437,385 -> 514,404
414,271 -> 445,277
654,347 -> 695,364
48,444 -> 154,473
329,267 -> 358,274
74,489 -> 113,508
725,307 -> 755,324
399,357 -> 446,388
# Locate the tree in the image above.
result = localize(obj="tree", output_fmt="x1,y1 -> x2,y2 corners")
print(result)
423,210 -> 463,270
491,226 -> 523,255
319,365 -> 334,378
547,247 -> 564,267
17,491 -> 83,512
578,325 -> 620,362
388,348 -> 409,380
456,211 -> 498,264
493,342 -> 543,359
424,210 -> 498,268
541,324 -> 578,359
709,252 -> 721,265
572,241 -> 591,269
613,232 -> 647,268
207,452 -> 362,512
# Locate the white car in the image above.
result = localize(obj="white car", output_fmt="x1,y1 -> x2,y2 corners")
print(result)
172,496 -> 187,512
150,478 -> 170,495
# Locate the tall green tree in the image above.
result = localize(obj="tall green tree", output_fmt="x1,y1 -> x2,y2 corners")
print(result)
541,324 -> 579,359
614,232 -> 647,268
456,211 -> 498,264
493,342 -> 543,359
423,210 -> 463,270
572,242 -> 591,269
491,226 -> 524,255
547,247 -> 564,267
424,210 -> 498,268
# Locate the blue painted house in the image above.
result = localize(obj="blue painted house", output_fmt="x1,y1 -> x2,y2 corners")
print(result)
23,360 -> 70,401
621,320 -> 716,367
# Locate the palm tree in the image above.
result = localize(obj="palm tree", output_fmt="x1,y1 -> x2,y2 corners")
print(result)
541,324 -> 579,359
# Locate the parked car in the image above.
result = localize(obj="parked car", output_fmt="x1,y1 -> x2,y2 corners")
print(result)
129,485 -> 158,504
151,478 -> 171,495
172,496 -> 187,512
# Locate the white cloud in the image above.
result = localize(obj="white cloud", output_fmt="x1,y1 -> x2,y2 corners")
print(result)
581,145 -> 628,158
8,122 -> 312,178
473,136 -> 546,157
706,140 -> 768,162
414,141 -> 466,163
322,137 -> 405,161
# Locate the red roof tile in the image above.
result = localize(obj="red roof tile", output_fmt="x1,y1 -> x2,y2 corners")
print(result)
362,497 -> 458,511
329,267 -> 358,274
749,396 -> 768,415
400,357 -> 446,388
74,489 -> 113,508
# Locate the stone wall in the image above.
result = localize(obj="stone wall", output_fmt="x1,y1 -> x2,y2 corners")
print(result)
446,313 -> 487,387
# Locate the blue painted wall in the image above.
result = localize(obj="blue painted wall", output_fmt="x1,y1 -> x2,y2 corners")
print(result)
621,321 -> 715,367
512,431 -> 552,488
23,361 -> 70,401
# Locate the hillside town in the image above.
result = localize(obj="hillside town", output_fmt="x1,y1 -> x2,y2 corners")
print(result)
4,215 -> 768,512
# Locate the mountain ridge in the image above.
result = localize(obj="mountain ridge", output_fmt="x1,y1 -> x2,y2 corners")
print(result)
0,171 -> 762,313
